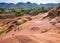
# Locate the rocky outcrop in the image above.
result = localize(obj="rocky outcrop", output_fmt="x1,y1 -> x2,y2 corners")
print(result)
43,4 -> 60,19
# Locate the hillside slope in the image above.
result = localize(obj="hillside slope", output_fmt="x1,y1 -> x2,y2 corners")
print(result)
0,4 -> 60,43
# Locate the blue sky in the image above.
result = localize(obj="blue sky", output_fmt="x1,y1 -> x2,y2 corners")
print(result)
0,0 -> 60,4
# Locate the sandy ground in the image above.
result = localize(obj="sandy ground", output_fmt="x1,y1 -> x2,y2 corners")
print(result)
0,12 -> 60,43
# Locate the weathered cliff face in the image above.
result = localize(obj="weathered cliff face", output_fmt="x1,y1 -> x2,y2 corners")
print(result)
0,4 -> 60,43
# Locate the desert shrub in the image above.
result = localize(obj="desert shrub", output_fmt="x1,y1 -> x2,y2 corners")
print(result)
11,8 -> 21,13
16,20 -> 27,25
14,9 -> 25,17
22,9 -> 31,14
2,20 -> 7,25
41,7 -> 45,10
15,13 -> 24,17
29,10 -> 40,16
11,9 -> 16,12
29,7 -> 45,11
0,8 -> 5,14
0,8 -> 5,11
47,6 -> 53,10
16,21 -> 24,25
0,27 -> 8,35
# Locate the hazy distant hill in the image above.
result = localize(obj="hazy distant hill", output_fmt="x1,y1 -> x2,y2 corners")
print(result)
0,2 -> 58,8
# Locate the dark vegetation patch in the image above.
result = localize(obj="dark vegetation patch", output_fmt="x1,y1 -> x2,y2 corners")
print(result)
0,7 -> 51,19
0,27 -> 8,35
15,20 -> 27,25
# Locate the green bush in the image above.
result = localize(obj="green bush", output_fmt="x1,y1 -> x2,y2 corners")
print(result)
0,8 -> 5,11
15,9 -> 25,17
15,13 -> 23,17
0,8 -> 5,14
23,20 -> 27,22
16,21 -> 24,25
0,27 -> 8,35
16,20 -> 27,25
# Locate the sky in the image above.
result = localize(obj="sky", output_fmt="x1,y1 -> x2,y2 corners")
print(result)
0,0 -> 60,4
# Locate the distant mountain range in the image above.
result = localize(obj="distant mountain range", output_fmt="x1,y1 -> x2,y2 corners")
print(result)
0,2 -> 59,9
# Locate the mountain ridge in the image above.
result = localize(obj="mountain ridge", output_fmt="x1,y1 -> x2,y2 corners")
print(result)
0,2 -> 59,8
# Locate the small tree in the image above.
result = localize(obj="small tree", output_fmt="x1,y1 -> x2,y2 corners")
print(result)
0,8 -> 5,11
0,8 -> 5,14
41,7 -> 44,10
